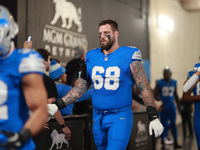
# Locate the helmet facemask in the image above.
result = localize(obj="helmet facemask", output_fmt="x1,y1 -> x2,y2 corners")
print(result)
0,5 -> 19,59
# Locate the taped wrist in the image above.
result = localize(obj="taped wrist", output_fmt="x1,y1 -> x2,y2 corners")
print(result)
61,122 -> 67,129
19,128 -> 31,143
52,98 -> 66,110
146,106 -> 159,121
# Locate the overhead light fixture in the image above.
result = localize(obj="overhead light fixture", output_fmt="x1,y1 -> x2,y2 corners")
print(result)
157,15 -> 174,32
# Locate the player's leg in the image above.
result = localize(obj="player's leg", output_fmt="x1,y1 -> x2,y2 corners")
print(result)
160,111 -> 169,142
187,111 -> 193,137
193,112 -> 200,150
168,108 -> 182,148
106,108 -> 133,150
92,110 -> 107,150
181,110 -> 187,137
168,108 -> 177,141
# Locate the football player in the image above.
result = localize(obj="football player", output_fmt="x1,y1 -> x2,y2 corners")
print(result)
0,5 -> 48,150
182,63 -> 200,150
154,66 -> 182,148
48,19 -> 163,150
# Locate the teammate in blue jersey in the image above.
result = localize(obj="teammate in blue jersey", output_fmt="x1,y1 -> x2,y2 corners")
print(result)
154,66 -> 182,149
0,5 -> 48,150
182,63 -> 200,150
49,60 -> 93,116
48,19 -> 164,150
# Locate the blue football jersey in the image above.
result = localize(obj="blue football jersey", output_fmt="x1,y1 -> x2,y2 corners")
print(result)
0,48 -> 45,149
85,46 -> 142,110
187,71 -> 200,113
156,79 -> 177,107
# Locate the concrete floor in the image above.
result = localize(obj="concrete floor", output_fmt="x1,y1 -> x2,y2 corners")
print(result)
155,124 -> 198,150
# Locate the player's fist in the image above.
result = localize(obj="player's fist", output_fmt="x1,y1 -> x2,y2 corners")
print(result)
149,118 -> 164,137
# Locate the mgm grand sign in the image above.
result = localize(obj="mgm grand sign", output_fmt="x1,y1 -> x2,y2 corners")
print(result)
42,0 -> 88,64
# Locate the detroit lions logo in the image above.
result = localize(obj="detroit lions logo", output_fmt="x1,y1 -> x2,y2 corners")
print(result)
49,129 -> 69,150
51,0 -> 82,32
137,121 -> 147,135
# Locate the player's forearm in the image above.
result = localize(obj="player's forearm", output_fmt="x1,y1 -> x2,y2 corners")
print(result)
53,110 -> 66,125
140,89 -> 156,107
23,74 -> 48,136
24,105 -> 48,136
62,78 -> 88,106
174,94 -> 181,110
182,92 -> 199,102
130,61 -> 155,107
183,72 -> 199,92
24,91 -> 48,136
47,98 -> 66,124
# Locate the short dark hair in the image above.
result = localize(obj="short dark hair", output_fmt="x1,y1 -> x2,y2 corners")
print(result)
36,48 -> 50,61
99,19 -> 118,32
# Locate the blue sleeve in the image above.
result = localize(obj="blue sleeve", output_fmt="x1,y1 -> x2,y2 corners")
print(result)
18,49 -> 45,76
57,84 -> 72,98
130,47 -> 142,61
77,89 -> 93,102
60,103 -> 74,116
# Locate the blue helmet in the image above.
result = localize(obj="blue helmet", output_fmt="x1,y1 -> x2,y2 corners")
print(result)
0,5 -> 18,59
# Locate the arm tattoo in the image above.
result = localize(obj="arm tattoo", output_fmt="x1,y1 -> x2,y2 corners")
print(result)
130,61 -> 155,107
62,78 -> 88,106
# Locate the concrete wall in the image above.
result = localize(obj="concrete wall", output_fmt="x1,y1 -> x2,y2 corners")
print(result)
149,0 -> 200,97
4,0 -> 200,97
16,0 -> 150,65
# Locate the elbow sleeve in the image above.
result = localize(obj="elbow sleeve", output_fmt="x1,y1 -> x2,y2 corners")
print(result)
183,74 -> 198,92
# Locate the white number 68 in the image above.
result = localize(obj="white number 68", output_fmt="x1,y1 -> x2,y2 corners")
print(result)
92,66 -> 120,90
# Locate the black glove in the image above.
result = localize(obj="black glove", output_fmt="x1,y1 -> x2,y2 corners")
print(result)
0,128 -> 31,149
146,106 -> 159,121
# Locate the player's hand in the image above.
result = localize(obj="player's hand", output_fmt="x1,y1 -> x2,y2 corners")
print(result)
149,118 -> 164,137
0,128 -> 31,149
62,126 -> 71,140
43,123 -> 49,131
23,41 -> 32,49
154,100 -> 164,112
47,104 -> 58,120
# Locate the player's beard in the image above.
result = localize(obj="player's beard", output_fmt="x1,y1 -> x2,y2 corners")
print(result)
100,37 -> 115,51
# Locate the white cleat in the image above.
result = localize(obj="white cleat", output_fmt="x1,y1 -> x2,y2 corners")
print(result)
164,137 -> 173,145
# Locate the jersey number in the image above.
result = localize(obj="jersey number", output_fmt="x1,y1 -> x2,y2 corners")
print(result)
162,86 -> 175,97
92,66 -> 120,90
0,81 -> 8,120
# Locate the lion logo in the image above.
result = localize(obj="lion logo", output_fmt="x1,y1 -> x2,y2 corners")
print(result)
51,0 -> 82,32
49,129 -> 69,150
137,121 -> 147,135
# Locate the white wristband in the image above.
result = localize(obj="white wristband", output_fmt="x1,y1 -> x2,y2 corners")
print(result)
183,74 -> 199,92
47,104 -> 58,116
